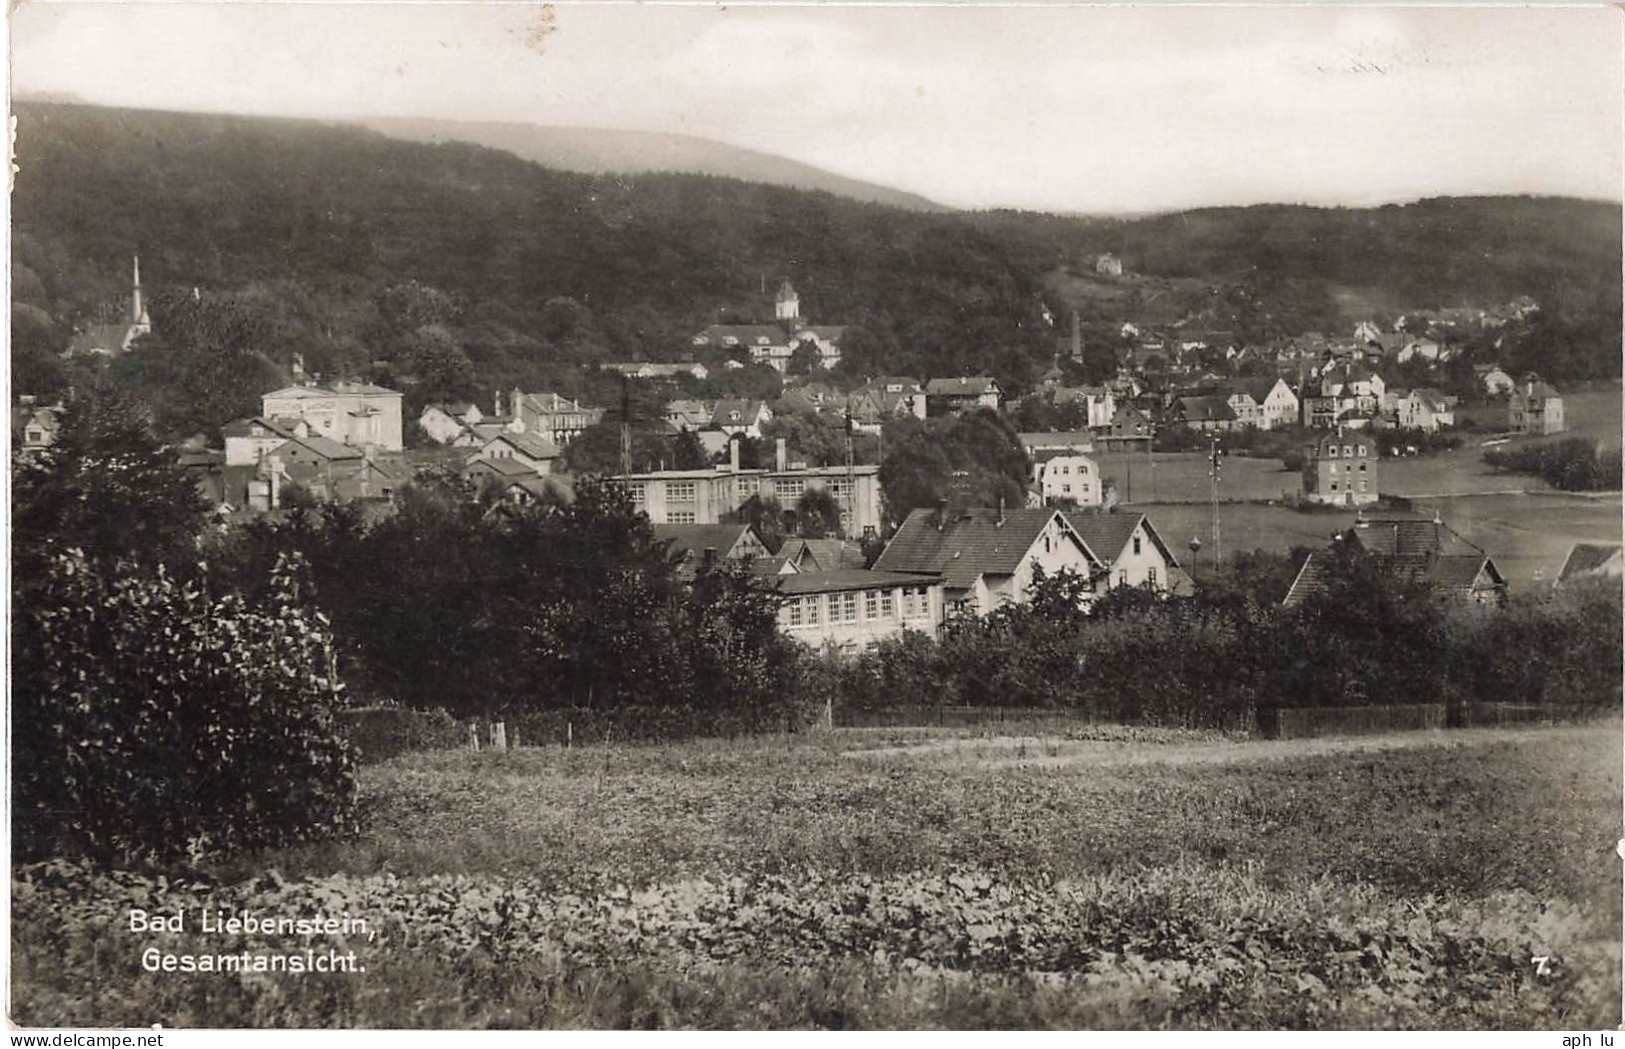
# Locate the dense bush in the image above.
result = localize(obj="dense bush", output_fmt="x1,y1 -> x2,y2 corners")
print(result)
833,558 -> 1621,729
340,706 -> 467,763
1483,437 -> 1623,491
11,552 -> 359,863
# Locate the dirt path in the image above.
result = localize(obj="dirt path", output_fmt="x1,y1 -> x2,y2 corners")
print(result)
842,723 -> 1618,771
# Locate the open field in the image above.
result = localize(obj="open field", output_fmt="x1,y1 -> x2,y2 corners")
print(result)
13,723 -> 1621,1029
1096,451 -> 1300,504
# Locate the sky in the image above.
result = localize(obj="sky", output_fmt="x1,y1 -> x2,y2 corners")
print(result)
10,2 -> 1624,214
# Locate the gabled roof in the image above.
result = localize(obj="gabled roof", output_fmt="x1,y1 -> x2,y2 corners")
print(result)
464,456 -> 536,478
695,324 -> 790,346
485,431 -> 560,460
873,507 -> 1099,592
329,380 -> 401,397
792,538 -> 869,572
926,376 -> 1000,396
268,435 -> 365,461
1557,543 -> 1623,583
1284,513 -> 1507,606
653,523 -> 759,561
1175,395 -> 1237,422
66,322 -> 141,355
222,416 -> 302,440
1067,511 -> 1181,570
712,399 -> 768,426
262,385 -> 334,400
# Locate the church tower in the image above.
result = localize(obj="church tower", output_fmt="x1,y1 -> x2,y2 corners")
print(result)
775,279 -> 800,325
129,255 -> 152,338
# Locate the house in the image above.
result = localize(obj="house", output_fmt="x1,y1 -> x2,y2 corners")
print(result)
691,282 -> 845,373
419,402 -> 483,444
15,403 -> 62,453
494,475 -> 575,512
663,399 -> 715,431
1509,377 -> 1565,435
262,380 -> 404,451
772,537 -> 870,573
1397,388 -> 1455,433
1283,510 -> 1507,606
463,454 -> 541,491
1473,365 -> 1515,396
480,431 -> 560,475
850,378 -> 926,433
1095,253 -> 1124,277
1018,432 -> 1096,457
711,399 -> 773,439
1068,511 -> 1193,595
603,361 -> 710,381
872,506 -> 1105,616
653,523 -> 772,581
64,256 -> 151,358
1095,404 -> 1155,451
260,435 -> 402,505
925,377 -> 1002,416
1052,385 -> 1116,429
1302,428 -> 1379,506
509,390 -> 603,446
1236,378 -> 1299,430
1172,395 -> 1238,433
1555,543 -> 1624,587
1033,453 -> 1103,508
775,570 -> 947,653
222,416 -> 310,466
1396,337 -> 1443,364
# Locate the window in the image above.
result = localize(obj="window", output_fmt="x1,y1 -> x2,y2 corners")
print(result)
1359,463 -> 1367,472
878,590 -> 895,619
785,600 -> 805,628
828,479 -> 853,503
1133,536 -> 1142,556
1061,484 -> 1071,495
667,510 -> 697,524
1342,446 -> 1352,458
1357,444 -> 1367,457
832,592 -> 859,623
626,483 -> 646,506
865,590 -> 879,620
1359,479 -> 1368,492
1329,482 -> 1339,492
667,482 -> 696,503
1328,445 -> 1339,458
773,478 -> 804,501
1118,570 -> 1128,587
1329,463 -> 1337,474
1147,567 -> 1158,587
736,478 -> 753,499
903,587 -> 930,619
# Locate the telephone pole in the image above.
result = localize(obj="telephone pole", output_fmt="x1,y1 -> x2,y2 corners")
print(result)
1209,434 -> 1222,574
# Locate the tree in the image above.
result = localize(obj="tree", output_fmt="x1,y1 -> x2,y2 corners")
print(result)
786,341 -> 823,377
878,409 -> 1031,526
12,380 -> 209,580
724,493 -> 787,554
793,488 -> 845,539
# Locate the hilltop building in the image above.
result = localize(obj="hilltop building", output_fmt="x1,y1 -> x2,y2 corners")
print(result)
261,380 -> 404,451
691,280 -> 845,373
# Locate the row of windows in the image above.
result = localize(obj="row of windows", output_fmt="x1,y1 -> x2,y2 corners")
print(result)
783,587 -> 932,628
1325,462 -> 1369,474
1324,444 -> 1369,459
1327,480 -> 1369,493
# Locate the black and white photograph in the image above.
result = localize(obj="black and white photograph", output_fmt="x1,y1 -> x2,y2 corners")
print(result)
6,0 -> 1623,1033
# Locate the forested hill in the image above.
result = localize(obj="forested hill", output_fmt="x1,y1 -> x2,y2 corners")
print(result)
11,101 -> 1620,435
356,117 -> 947,213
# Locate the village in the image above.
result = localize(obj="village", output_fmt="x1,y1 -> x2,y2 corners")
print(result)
18,260 -> 1610,661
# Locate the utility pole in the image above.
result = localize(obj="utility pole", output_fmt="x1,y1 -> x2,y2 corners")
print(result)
844,398 -> 856,539
1209,433 -> 1222,575
619,375 -> 632,476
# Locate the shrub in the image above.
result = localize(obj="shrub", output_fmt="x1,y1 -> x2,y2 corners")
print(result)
1483,438 -> 1622,491
11,551 -> 359,863
340,706 -> 467,763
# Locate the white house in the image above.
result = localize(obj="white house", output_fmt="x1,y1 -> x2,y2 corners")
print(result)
262,380 -> 404,451
1068,511 -> 1193,594
1034,454 -> 1103,508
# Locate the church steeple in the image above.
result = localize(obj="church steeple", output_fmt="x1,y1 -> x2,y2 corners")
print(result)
774,279 -> 800,324
131,255 -> 144,324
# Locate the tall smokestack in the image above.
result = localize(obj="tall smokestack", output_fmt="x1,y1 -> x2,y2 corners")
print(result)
729,435 -> 741,473
775,437 -> 787,472
1070,311 -> 1081,360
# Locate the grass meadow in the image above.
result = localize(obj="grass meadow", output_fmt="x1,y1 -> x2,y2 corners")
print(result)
12,722 -> 1622,1029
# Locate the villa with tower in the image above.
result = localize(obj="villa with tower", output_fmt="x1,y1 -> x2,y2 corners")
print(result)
65,256 -> 152,357
690,279 -> 846,373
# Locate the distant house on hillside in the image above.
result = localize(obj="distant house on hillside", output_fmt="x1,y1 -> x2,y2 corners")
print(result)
1283,510 -> 1506,607
419,402 -> 483,445
1508,377 -> 1565,435
1172,395 -> 1238,433
872,506 -> 1103,616
14,402 -> 62,454
690,280 -> 845,373
603,361 -> 710,382
1095,253 -> 1124,277
1473,365 -> 1515,397
64,257 -> 151,358
925,377 -> 1002,416
262,380 -> 404,451
480,431 -> 560,475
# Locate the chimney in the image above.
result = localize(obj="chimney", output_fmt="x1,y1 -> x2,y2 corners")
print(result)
494,390 -> 504,418
775,437 -> 788,472
729,435 -> 741,473
933,498 -> 948,531
996,494 -> 1006,527
131,255 -> 143,322
1070,310 -> 1082,359
511,387 -> 524,424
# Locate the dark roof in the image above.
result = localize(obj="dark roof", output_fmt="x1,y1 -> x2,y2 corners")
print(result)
1175,396 -> 1237,422
653,523 -> 758,562
1347,512 -> 1484,559
712,399 -> 767,426
1283,513 -> 1506,606
222,416 -> 301,440
926,377 -> 1000,396
696,325 -> 788,346
505,475 -> 575,504
487,431 -> 560,459
794,538 -> 869,572
270,435 -> 365,461
464,456 -> 536,478
66,322 -> 140,355
872,507 -> 1095,591
1067,511 -> 1181,569
1557,543 -> 1623,583
774,570 -> 942,595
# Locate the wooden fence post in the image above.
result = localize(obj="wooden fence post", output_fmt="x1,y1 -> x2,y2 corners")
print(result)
491,721 -> 507,751
468,722 -> 481,752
